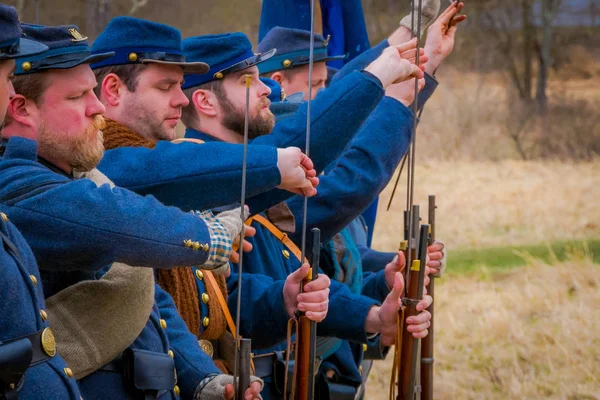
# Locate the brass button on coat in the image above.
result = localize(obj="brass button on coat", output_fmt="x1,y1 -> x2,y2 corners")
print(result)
40,309 -> 48,321
362,343 -> 368,352
160,319 -> 167,329
41,327 -> 56,357
201,293 -> 209,304
0,212 -> 8,222
282,249 -> 290,259
202,317 -> 209,328
174,385 -> 180,396
168,350 -> 174,358
30,275 -> 38,285
195,270 -> 204,280
64,367 -> 73,378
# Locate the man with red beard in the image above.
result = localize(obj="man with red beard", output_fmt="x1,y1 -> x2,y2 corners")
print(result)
0,23 -> 324,400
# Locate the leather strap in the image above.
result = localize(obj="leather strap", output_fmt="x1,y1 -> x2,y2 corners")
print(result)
246,215 -> 308,264
203,271 -> 236,336
171,138 -> 205,145
203,270 -> 255,374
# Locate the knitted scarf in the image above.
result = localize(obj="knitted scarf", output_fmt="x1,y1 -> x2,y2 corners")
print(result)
102,118 -> 229,342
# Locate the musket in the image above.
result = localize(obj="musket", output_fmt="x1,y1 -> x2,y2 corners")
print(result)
293,228 -> 320,400
420,195 -> 436,400
288,0 -> 319,397
397,220 -> 429,400
232,74 -> 253,400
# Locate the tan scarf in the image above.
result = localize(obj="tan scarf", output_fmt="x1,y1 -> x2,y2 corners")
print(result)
102,118 -> 229,342
45,169 -> 156,379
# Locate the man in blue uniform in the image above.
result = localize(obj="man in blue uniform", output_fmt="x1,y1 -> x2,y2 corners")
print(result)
0,23 -> 306,399
178,33 -> 434,399
85,16 -> 318,213
80,17 -> 330,385
0,6 -> 83,399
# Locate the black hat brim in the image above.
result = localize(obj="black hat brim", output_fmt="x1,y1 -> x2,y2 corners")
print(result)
143,59 -> 210,74
5,37 -> 49,59
38,51 -> 115,70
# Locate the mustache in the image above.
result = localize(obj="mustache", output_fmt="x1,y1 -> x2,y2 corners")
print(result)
92,115 -> 106,132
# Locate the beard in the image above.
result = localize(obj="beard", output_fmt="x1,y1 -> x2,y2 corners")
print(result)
38,115 -> 106,173
220,93 -> 275,140
121,96 -> 174,141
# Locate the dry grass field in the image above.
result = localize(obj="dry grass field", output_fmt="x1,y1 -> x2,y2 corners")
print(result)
365,64 -> 600,398
366,256 -> 600,399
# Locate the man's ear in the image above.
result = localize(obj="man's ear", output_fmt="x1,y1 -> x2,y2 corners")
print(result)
101,73 -> 124,107
2,94 -> 41,139
270,71 -> 284,85
7,94 -> 39,127
192,89 -> 218,118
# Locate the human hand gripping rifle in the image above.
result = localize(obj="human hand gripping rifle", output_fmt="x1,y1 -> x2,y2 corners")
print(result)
420,195 -> 437,400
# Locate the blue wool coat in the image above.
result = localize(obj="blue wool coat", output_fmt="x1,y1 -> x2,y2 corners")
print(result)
186,70 -> 385,214
0,138 -> 217,272
0,217 -> 82,399
98,139 -> 282,213
0,137 -> 224,399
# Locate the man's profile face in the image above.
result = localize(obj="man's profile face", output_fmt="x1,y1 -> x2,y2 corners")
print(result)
278,61 -> 327,100
219,66 -> 275,139
119,63 -> 188,141
36,64 -> 106,172
0,59 -> 16,125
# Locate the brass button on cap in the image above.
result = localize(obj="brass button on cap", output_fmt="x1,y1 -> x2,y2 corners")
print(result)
64,367 -> 73,378
128,52 -> 138,62
202,317 -> 209,328
201,293 -> 209,304
168,350 -> 174,358
214,72 -> 224,79
195,270 -> 204,280
282,249 -> 290,259
283,59 -> 292,68
41,327 -> 56,357
30,275 -> 38,285
40,309 -> 48,321
160,319 -> 167,329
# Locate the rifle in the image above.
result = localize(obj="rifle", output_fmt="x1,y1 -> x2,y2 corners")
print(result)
420,195 -> 436,400
397,216 -> 429,400
292,228 -> 320,400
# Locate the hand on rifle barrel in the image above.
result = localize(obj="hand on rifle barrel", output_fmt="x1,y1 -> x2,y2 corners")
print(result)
224,381 -> 262,400
427,240 -> 446,276
283,263 -> 331,322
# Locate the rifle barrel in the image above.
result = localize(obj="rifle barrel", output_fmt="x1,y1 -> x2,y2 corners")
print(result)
422,195 -> 437,400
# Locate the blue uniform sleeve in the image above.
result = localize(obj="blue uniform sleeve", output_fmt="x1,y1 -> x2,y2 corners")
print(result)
154,285 -> 221,399
286,96 -> 414,247
317,280 -> 379,343
98,140 -> 281,212
361,269 -> 389,304
0,138 -> 216,272
359,245 -> 397,273
246,71 -> 385,214
226,270 -> 290,350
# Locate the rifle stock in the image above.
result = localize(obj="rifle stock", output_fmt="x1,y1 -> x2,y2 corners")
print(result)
397,223 -> 429,400
294,228 -> 320,400
421,195 -> 436,400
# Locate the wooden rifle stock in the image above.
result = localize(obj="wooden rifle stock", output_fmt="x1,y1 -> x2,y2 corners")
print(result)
421,195 -> 436,400
294,228 -> 320,400
397,223 -> 429,400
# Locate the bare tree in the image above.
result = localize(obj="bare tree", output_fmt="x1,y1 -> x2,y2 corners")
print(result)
536,0 -> 562,113
130,0 -> 148,15
86,0 -> 111,39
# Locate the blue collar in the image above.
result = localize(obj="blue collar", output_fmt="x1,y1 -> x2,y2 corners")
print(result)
184,127 -> 221,142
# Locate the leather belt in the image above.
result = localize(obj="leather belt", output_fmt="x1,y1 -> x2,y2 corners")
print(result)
4,329 -> 56,366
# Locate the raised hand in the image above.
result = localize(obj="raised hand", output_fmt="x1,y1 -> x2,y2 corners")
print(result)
424,1 -> 467,73
365,38 -> 425,88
